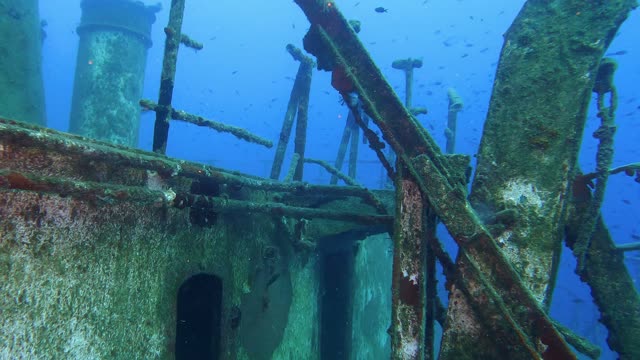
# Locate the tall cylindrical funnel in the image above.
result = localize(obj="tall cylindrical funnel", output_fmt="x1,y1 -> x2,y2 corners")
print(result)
0,0 -> 47,126
69,0 -> 158,147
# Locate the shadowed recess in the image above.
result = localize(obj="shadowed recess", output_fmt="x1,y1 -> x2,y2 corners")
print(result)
175,273 -> 223,360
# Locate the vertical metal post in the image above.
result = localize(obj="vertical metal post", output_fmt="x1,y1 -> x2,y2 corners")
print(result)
347,118 -> 359,179
330,114 -> 353,185
271,44 -> 313,180
423,210 -> 437,360
293,61 -> 313,181
390,166 -> 425,360
153,0 -> 186,154
445,88 -> 463,154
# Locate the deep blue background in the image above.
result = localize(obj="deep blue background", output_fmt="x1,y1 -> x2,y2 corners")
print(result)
39,1 -> 639,358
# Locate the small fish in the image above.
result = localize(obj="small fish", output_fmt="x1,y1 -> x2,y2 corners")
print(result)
374,7 -> 388,13
570,297 -> 585,304
606,50 -> 627,56
631,234 -> 640,241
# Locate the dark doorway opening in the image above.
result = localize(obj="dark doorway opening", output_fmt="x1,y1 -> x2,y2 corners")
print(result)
320,249 -> 355,360
175,273 -> 223,360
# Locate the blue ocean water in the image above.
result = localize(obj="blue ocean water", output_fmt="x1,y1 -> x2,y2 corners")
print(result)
38,1 -> 639,359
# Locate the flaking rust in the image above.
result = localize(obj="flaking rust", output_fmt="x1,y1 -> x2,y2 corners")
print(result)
391,175 -> 424,360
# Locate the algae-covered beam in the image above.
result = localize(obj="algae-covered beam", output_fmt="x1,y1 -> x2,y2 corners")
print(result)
390,170 -> 426,360
284,153 -> 301,183
294,1 -> 575,358
293,82 -> 311,181
567,175 -> 640,359
449,1 -> 635,358
445,88 -> 463,154
174,192 -> 393,225
0,117 -> 386,211
347,118 -> 360,179
0,169 -> 391,226
140,99 -> 273,148
303,157 -> 388,215
0,170 -> 174,206
179,33 -> 203,50
574,58 -> 618,272
304,158 -> 358,186
551,320 -> 601,360
344,98 -> 395,182
423,209 -> 437,360
616,242 -> 640,252
331,113 -> 355,184
292,46 -> 314,181
270,44 -> 314,180
153,0 -> 186,154
583,162 -> 640,182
